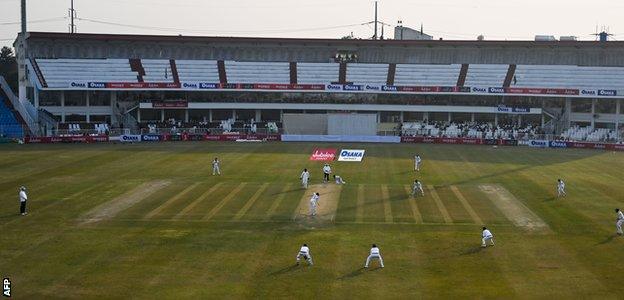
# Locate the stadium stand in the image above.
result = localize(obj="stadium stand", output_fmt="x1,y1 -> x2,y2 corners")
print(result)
514,65 -> 624,89
287,62 -> 339,84
400,121 -> 542,140
142,60 -> 174,83
36,59 -> 138,87
346,63 -> 388,85
0,95 -> 24,138
225,61 -> 290,84
176,60 -> 220,82
560,126 -> 620,142
31,59 -> 624,92
394,64 -> 462,86
464,64 -> 509,87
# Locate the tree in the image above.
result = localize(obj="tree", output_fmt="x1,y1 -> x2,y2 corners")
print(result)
0,46 -> 18,93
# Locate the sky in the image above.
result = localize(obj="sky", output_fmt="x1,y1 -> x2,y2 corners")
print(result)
1,0 -> 623,45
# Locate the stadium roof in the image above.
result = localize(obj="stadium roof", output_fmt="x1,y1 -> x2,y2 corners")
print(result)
21,32 -> 624,48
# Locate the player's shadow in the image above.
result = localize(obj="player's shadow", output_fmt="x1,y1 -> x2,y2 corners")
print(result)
0,213 -> 16,220
596,235 -> 617,245
543,196 -> 557,202
271,188 -> 301,195
460,246 -> 484,255
338,267 -> 366,279
268,264 -> 300,276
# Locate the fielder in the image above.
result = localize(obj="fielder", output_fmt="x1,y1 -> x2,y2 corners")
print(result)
300,168 -> 310,189
334,174 -> 346,185
212,158 -> 221,176
19,186 -> 28,216
412,180 -> 424,197
309,192 -> 320,216
364,244 -> 384,268
414,154 -> 422,171
616,208 -> 624,236
322,163 -> 332,183
296,243 -> 313,265
557,179 -> 566,198
481,227 -> 495,247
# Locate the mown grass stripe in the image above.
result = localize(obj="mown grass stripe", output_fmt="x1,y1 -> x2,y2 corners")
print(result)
144,183 -> 201,219
173,183 -> 224,219
356,184 -> 365,222
427,185 -> 452,224
264,183 -> 293,220
202,183 -> 247,220
381,185 -> 393,223
233,183 -> 269,221
450,185 -> 483,225
404,185 -> 423,223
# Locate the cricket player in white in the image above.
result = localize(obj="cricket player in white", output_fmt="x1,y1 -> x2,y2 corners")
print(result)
296,243 -> 313,265
333,175 -> 346,185
414,154 -> 422,171
412,180 -> 424,197
300,168 -> 310,189
19,186 -> 28,216
557,179 -> 566,198
365,244 -> 384,268
322,164 -> 332,183
212,158 -> 221,176
481,227 -> 495,247
615,208 -> 624,236
309,193 -> 320,216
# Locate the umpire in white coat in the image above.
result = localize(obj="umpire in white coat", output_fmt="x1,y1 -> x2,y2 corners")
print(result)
19,186 -> 28,215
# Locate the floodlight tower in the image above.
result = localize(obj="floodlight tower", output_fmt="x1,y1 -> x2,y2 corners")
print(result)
18,0 -> 27,102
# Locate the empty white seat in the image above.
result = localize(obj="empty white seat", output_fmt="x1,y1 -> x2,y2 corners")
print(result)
347,63 -> 388,85
298,62 -> 339,84
142,59 -> 174,83
514,65 -> 624,89
176,60 -> 220,82
36,58 -> 138,88
394,64 -> 461,86
226,61 -> 290,84
464,64 -> 508,87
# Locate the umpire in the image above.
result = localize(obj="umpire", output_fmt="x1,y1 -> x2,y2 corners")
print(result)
19,186 -> 28,215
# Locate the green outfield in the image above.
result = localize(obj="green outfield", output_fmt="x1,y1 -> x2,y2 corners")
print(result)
1,142 -> 623,299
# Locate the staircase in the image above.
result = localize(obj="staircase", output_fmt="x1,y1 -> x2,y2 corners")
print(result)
0,76 -> 38,136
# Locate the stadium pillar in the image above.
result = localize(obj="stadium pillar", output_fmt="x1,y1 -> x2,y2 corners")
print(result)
591,99 -> 596,128
137,109 -> 141,123
615,100 -> 621,139
255,109 -> 261,122
209,110 -> 213,122
161,109 -> 164,122
33,88 -> 39,108
471,113 -> 475,122
60,91 -> 65,123
184,110 -> 189,123
85,89 -> 90,122
565,98 -> 571,128
400,111 -> 404,122
494,114 -> 498,126
232,109 -> 236,121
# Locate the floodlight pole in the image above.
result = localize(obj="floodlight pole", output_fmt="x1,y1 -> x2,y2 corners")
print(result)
19,0 -> 27,102
21,0 -> 27,34
374,1 -> 378,40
